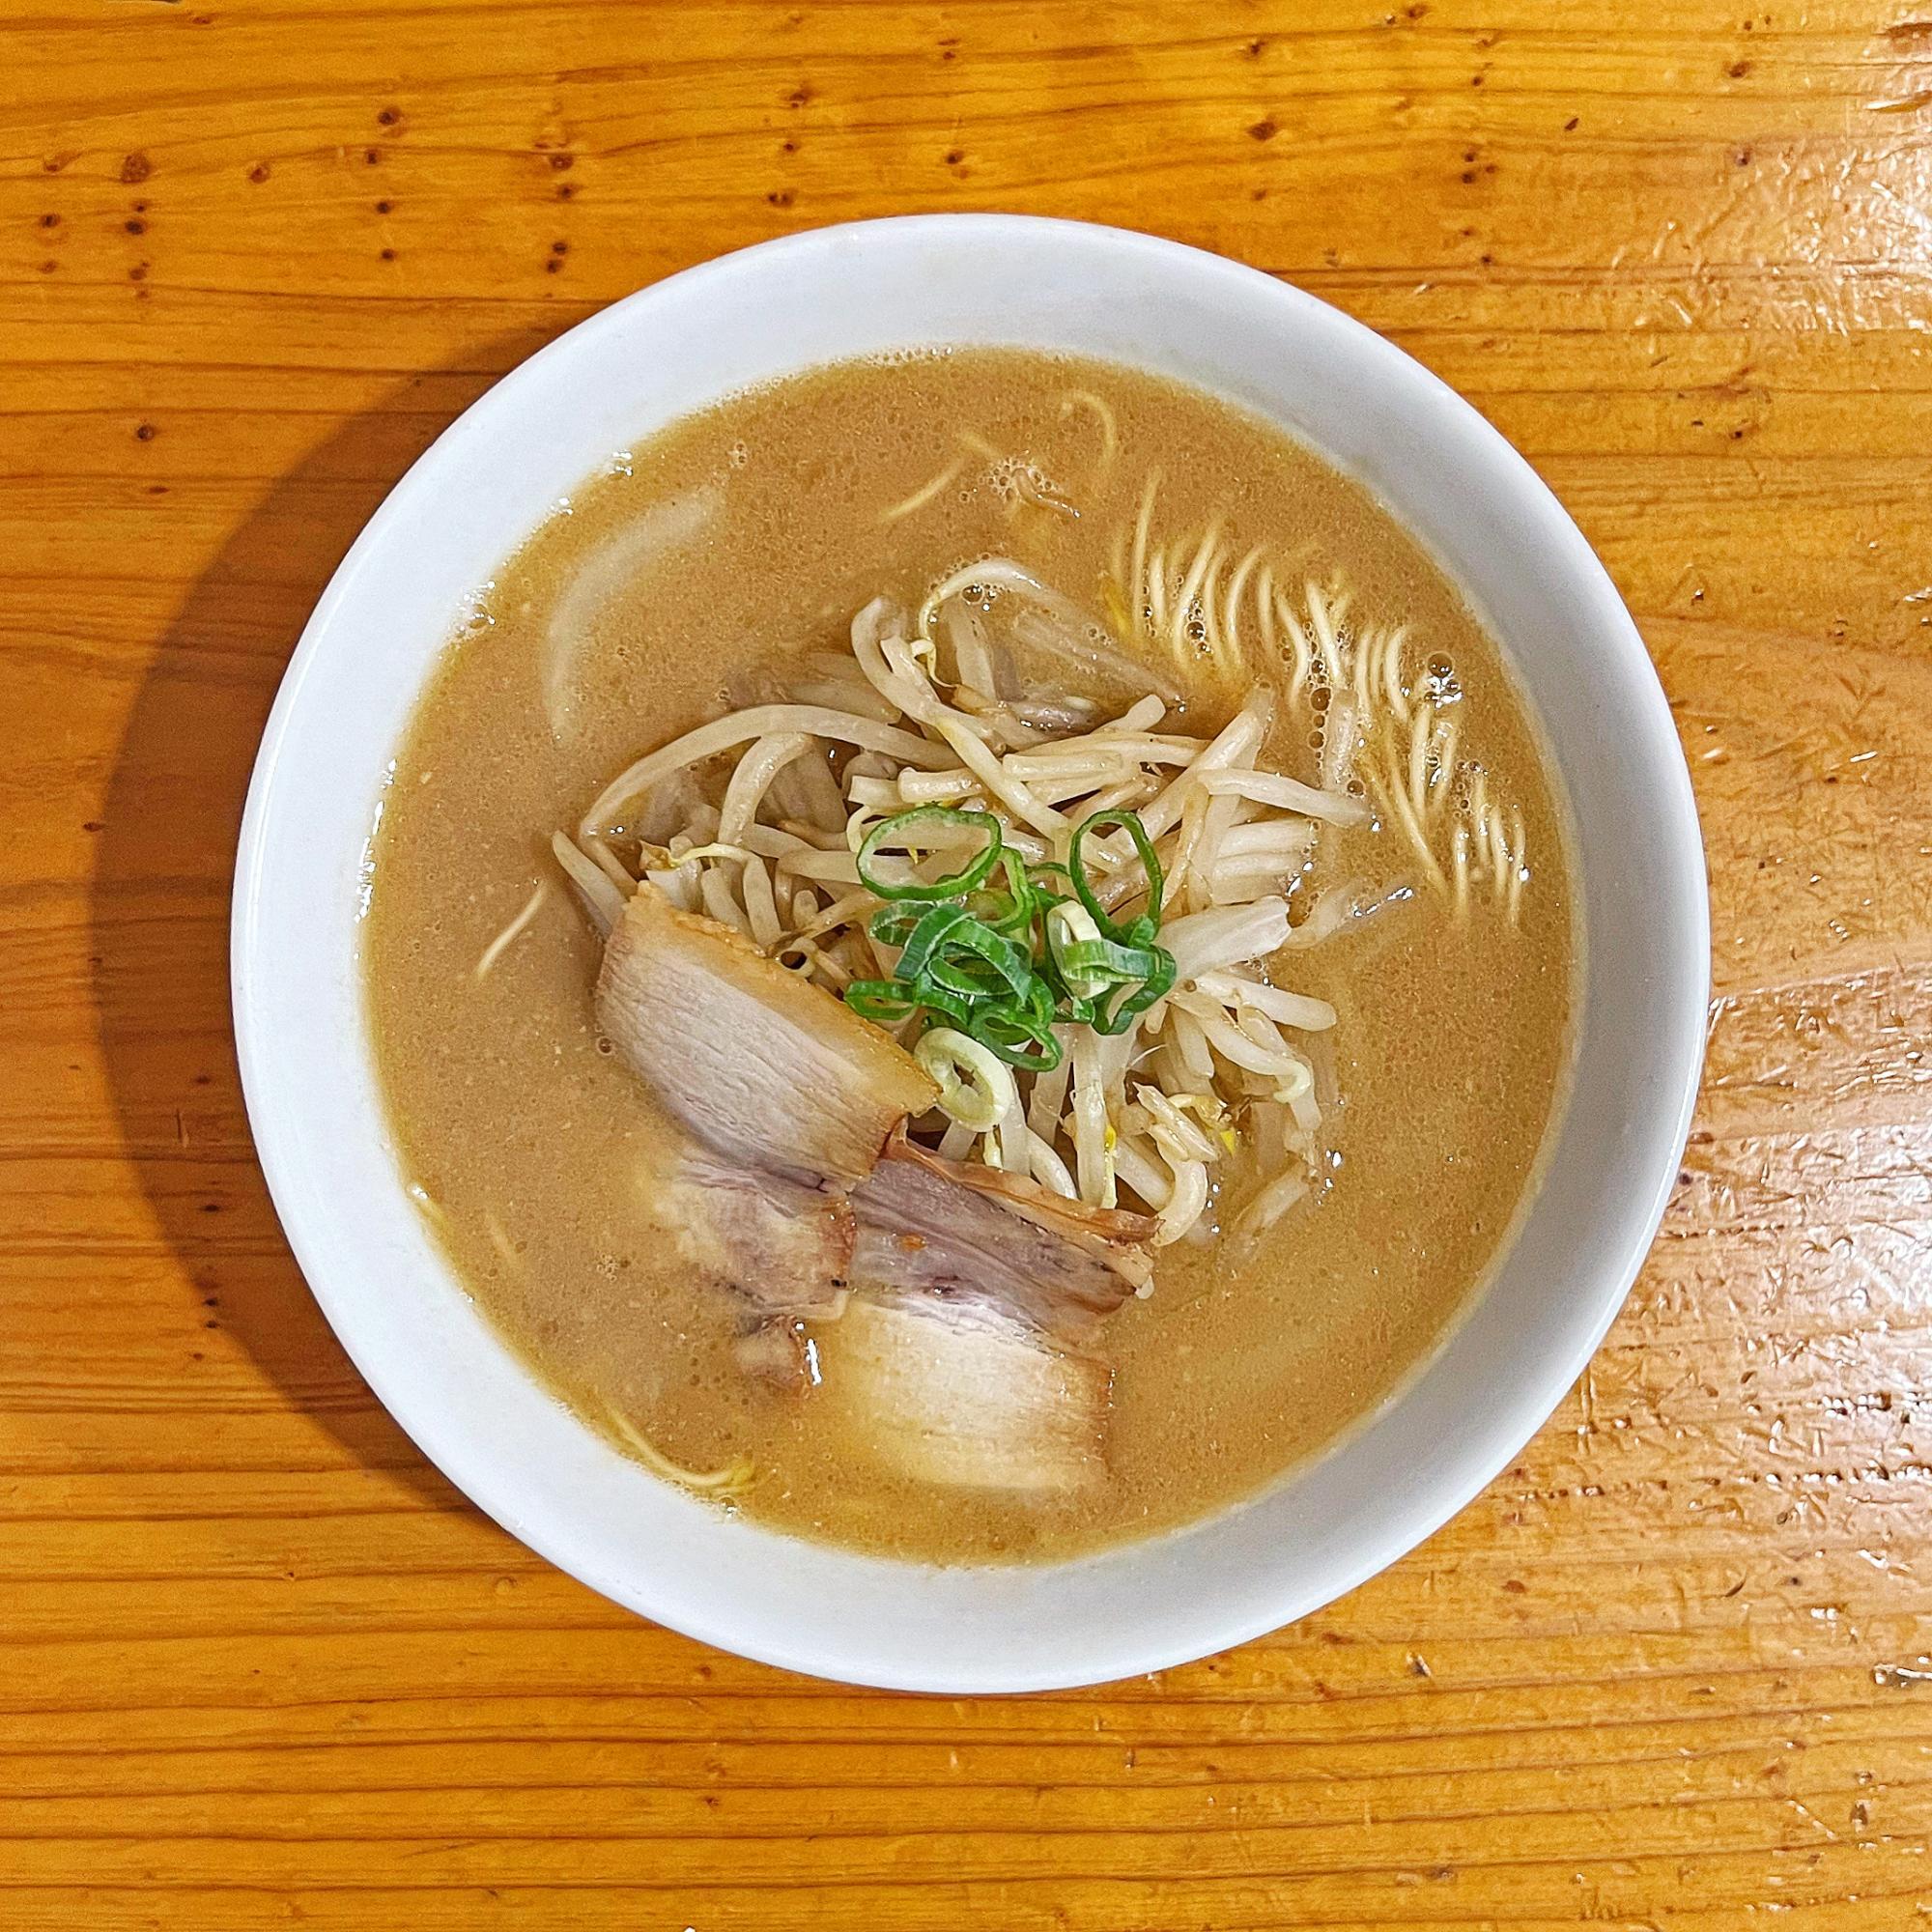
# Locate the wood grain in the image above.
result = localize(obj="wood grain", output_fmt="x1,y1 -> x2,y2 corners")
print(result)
5,0 -> 1932,1923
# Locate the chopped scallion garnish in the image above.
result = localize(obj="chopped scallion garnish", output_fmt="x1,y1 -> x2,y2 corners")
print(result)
842,805 -> 1177,1071
856,805 -> 1003,902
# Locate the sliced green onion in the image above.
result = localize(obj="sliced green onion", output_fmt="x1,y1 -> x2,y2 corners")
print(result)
915,1027 -> 1017,1130
842,978 -> 916,1023
845,977 -> 973,1029
975,998 -> 1064,1071
923,919 -> 1036,1003
1057,936 -> 1168,982
843,805 -> 1170,1065
1068,809 -> 1165,941
1090,944 -> 1176,1035
966,848 -> 1037,937
885,902 -> 976,981
1044,900 -> 1110,1000
857,806 -> 1003,902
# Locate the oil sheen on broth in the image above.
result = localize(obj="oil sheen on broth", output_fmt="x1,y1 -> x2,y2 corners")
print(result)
365,351 -> 1576,1563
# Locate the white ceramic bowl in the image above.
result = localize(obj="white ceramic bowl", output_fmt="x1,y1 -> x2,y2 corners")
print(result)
234,215 -> 1708,1691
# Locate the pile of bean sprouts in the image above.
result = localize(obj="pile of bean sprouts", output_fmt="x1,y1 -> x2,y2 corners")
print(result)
554,563 -> 1376,1259
542,458 -> 1534,1261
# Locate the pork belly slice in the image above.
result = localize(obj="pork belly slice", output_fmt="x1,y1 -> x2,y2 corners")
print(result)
823,1137 -> 1156,1492
595,885 -> 938,1186
645,1146 -> 854,1319
815,1298 -> 1112,1493
852,1132 -> 1153,1345
644,1146 -> 850,1393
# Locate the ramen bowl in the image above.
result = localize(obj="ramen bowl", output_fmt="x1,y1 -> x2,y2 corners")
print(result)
233,214 -> 1707,1691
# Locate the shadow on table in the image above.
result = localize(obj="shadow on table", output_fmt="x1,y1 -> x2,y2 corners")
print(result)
89,334 -> 567,1491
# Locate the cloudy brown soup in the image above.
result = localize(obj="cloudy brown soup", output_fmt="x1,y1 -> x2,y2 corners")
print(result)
364,350 -> 1577,1563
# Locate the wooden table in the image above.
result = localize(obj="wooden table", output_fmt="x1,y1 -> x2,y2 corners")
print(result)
7,2 -> 1930,1923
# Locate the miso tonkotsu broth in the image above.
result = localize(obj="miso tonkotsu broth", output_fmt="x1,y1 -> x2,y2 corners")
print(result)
365,351 -> 1576,1563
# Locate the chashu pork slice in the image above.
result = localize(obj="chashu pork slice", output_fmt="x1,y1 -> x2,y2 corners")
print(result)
814,1135 -> 1157,1492
645,1145 -> 854,1319
819,1299 -> 1113,1493
595,885 -> 938,1186
851,1131 -> 1152,1344
642,1146 -> 850,1392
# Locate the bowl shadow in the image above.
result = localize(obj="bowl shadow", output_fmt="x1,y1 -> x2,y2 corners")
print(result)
90,335 -> 573,1500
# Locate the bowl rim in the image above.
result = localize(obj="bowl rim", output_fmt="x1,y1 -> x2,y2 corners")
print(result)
233,213 -> 1710,1691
